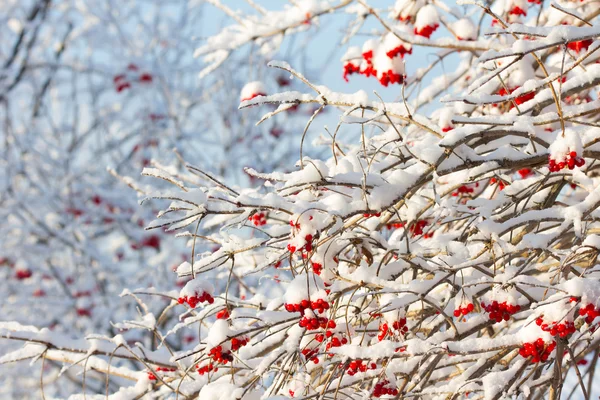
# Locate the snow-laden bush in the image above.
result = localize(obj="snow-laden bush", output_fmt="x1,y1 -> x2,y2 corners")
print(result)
2,0 -> 600,399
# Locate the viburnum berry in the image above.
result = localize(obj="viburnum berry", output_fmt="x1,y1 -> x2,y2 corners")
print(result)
208,345 -> 234,364
410,219 -> 429,236
454,303 -> 475,317
373,379 -> 399,398
345,359 -> 377,376
548,151 -> 585,172
567,39 -> 593,53
216,309 -> 230,319
578,303 -> 600,324
481,300 -> 520,323
519,339 -> 556,363
139,73 -> 153,83
490,177 -> 507,190
197,363 -> 217,375
284,298 -> 330,316
497,86 -> 535,107
536,316 -> 576,338
178,291 -> 213,308
312,261 -> 322,275
378,318 -> 408,341
15,269 -> 32,280
452,185 -> 474,197
518,168 -> 532,179
249,212 -> 267,226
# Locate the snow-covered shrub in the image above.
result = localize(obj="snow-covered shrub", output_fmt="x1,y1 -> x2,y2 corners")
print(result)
2,0 -> 600,399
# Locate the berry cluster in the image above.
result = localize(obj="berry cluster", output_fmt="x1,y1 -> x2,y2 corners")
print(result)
299,317 -> 336,331
548,152 -> 585,172
342,45 -> 406,87
567,39 -> 593,53
414,23 -> 439,38
386,44 -> 412,59
373,380 -> 399,398
452,185 -> 474,197
216,309 -> 230,319
197,363 -> 217,375
363,212 -> 381,218
177,291 -> 214,308
230,336 -> 249,351
208,345 -> 234,364
284,298 -> 330,315
536,317 -> 576,338
148,366 -> 176,380
490,177 -> 506,191
346,359 -> 377,376
497,86 -> 535,107
453,303 -> 475,317
578,303 -> 600,324
312,261 -> 322,275
481,301 -> 521,323
113,64 -> 153,92
130,235 -> 161,251
378,318 -> 408,341
518,168 -> 532,179
287,233 -> 315,253
410,220 -> 430,237
248,212 -> 267,226
378,70 -> 405,87
301,347 -> 319,364
519,339 -> 556,363
15,269 -> 32,280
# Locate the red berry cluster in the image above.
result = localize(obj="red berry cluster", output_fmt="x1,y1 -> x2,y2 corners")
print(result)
378,319 -> 408,341
301,347 -> 320,364
518,168 -> 532,179
130,235 -> 161,251
481,301 -> 520,323
285,298 -> 330,315
346,359 -> 377,376
363,212 -> 381,218
76,308 -> 92,317
509,6 -> 527,16
386,44 -> 412,59
230,336 -> 249,351
15,269 -> 32,280
578,303 -> 600,324
497,86 -> 535,107
312,262 -> 322,275
490,177 -> 506,190
343,49 -> 406,87
113,64 -> 153,93
536,317 -> 576,338
299,317 -> 336,331
373,380 -> 399,397
148,366 -> 176,380
567,39 -> 593,53
248,212 -> 267,226
378,70 -> 405,87
452,185 -> 474,197
454,303 -> 475,317
410,220 -> 429,237
216,309 -> 230,319
197,363 -> 217,375
548,152 -> 585,172
519,339 -> 556,363
177,291 -> 214,308
287,233 -> 315,254
343,62 -> 361,82
414,23 -> 439,38
208,345 -> 234,364
386,222 -> 404,230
